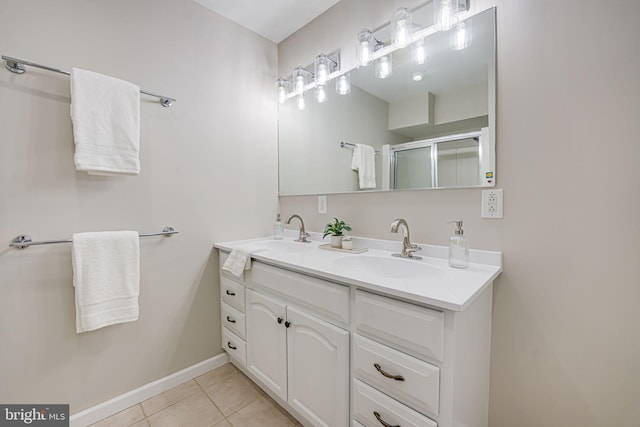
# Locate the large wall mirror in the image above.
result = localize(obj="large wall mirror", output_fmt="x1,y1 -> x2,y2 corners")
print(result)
279,7 -> 496,196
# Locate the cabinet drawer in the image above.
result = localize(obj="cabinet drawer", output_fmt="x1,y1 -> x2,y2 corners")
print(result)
353,379 -> 437,427
248,262 -> 349,326
353,334 -> 439,418
221,277 -> 246,312
354,290 -> 444,362
221,302 -> 246,339
222,328 -> 246,367
219,252 -> 245,284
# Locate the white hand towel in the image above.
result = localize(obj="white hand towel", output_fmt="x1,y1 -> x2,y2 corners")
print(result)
72,231 -> 140,333
351,144 -> 376,189
222,246 -> 267,278
71,68 -> 141,175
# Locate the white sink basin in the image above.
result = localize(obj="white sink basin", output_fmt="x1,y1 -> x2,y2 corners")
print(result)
330,255 -> 445,280
254,239 -> 316,253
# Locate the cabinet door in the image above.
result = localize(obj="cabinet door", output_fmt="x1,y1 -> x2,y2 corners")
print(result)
246,289 -> 288,401
287,306 -> 349,427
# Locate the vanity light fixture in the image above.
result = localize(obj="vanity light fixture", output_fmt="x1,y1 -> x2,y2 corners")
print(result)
336,73 -> 351,95
314,53 -> 338,86
357,29 -> 375,67
391,7 -> 413,48
434,0 -> 468,31
451,19 -> 472,50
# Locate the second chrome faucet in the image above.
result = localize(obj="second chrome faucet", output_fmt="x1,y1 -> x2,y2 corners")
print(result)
390,218 -> 422,259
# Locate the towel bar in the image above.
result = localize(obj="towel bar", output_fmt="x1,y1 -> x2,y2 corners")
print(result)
2,55 -> 176,107
9,226 -> 178,249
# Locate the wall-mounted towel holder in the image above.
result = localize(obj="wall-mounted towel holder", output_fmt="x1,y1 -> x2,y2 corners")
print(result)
9,226 -> 178,249
2,55 -> 176,107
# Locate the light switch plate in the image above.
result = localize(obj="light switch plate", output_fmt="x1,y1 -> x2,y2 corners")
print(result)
482,189 -> 503,218
318,195 -> 328,214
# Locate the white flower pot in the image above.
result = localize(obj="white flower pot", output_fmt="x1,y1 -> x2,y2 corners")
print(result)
330,235 -> 343,248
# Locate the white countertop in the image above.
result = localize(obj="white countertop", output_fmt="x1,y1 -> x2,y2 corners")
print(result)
214,231 -> 502,312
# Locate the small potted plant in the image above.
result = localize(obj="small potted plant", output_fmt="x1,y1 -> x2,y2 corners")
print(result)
323,217 -> 352,248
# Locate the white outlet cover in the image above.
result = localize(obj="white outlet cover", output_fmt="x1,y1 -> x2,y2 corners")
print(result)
481,189 -> 503,218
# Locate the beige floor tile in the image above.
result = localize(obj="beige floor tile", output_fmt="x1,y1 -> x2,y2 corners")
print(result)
263,394 -> 300,425
212,420 -> 233,427
195,363 -> 239,389
204,373 -> 262,416
88,405 -> 145,427
129,419 -> 150,427
141,380 -> 200,416
227,397 -> 296,427
147,392 -> 223,427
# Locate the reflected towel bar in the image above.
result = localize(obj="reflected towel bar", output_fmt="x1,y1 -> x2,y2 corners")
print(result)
2,55 -> 176,107
9,227 -> 179,249
340,141 -> 381,155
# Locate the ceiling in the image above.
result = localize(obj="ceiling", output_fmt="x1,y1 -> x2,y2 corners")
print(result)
192,0 -> 342,43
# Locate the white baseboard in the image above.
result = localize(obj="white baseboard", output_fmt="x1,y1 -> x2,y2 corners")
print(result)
70,353 -> 229,427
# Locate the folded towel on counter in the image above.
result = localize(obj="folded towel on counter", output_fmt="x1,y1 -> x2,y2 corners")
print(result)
222,245 -> 268,278
71,68 -> 141,175
72,230 -> 140,333
351,144 -> 376,189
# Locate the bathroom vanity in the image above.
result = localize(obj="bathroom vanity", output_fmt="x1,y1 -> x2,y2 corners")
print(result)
214,234 -> 502,427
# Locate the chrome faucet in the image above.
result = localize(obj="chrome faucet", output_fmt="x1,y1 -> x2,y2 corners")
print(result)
389,218 -> 422,259
286,214 -> 311,243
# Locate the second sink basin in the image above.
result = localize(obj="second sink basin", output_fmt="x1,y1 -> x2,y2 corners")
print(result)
330,255 -> 444,280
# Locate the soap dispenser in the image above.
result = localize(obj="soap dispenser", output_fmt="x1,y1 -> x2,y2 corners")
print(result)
448,220 -> 469,269
273,213 -> 284,240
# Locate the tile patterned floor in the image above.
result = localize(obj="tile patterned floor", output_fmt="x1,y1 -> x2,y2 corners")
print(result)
88,363 -> 302,427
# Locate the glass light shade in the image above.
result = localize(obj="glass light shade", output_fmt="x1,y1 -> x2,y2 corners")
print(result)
336,73 -> 351,95
375,54 -> 392,79
412,38 -> 430,64
315,85 -> 327,103
314,54 -> 330,86
391,8 -> 413,48
451,20 -> 472,50
293,66 -> 307,95
435,0 -> 462,31
357,29 -> 374,66
296,93 -> 305,110
276,78 -> 288,104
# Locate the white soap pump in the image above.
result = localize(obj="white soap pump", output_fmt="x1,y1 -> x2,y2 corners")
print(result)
448,220 -> 469,269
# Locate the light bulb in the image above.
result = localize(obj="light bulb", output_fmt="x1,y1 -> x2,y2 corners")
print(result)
296,94 -> 305,110
357,29 -> 374,66
413,39 -> 429,64
315,85 -> 327,103
451,20 -> 472,50
315,54 -> 330,86
391,8 -> 413,48
375,55 -> 392,79
435,0 -> 456,31
293,66 -> 307,95
336,74 -> 351,95
276,78 -> 288,104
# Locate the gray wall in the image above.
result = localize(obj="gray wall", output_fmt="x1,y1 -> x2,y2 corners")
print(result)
0,0 -> 277,413
279,0 -> 640,426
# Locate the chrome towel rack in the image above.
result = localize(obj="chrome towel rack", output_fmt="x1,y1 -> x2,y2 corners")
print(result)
2,55 -> 176,107
340,141 -> 381,155
9,226 -> 178,249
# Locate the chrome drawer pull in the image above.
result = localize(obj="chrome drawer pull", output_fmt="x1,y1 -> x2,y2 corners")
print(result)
374,363 -> 405,381
227,342 -> 237,350
373,411 -> 400,427
225,290 -> 236,296
226,316 -> 236,323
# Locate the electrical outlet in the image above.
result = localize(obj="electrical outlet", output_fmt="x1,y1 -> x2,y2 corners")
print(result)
317,195 -> 328,214
482,189 -> 503,218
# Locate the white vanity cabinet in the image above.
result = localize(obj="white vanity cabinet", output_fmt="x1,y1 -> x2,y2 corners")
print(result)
217,242 -> 499,427
244,269 -> 350,427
